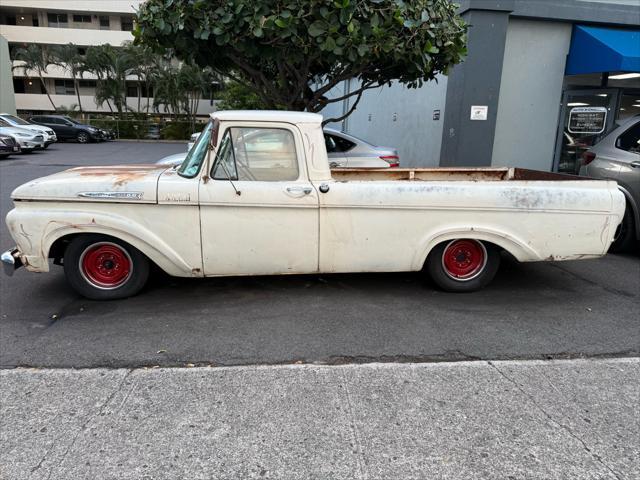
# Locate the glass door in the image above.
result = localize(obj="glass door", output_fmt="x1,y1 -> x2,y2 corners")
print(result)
554,89 -> 617,174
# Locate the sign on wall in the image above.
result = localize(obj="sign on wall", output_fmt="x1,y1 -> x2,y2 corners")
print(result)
568,107 -> 607,134
470,105 -> 488,121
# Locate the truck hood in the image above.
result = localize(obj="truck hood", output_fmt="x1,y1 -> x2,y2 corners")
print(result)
11,164 -> 170,203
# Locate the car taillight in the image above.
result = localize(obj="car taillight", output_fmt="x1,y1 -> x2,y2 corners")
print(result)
380,155 -> 400,167
581,151 -> 596,165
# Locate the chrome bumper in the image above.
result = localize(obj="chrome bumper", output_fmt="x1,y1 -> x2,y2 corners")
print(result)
1,249 -> 22,276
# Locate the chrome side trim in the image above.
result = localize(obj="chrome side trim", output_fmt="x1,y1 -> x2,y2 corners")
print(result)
78,192 -> 144,200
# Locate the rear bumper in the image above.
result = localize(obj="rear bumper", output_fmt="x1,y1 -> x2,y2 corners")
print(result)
1,248 -> 22,276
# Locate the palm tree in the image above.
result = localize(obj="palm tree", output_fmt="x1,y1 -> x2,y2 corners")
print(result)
82,45 -> 115,113
51,44 -> 85,114
12,44 -> 57,110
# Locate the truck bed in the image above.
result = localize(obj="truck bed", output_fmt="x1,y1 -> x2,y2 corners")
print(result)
331,167 -> 589,182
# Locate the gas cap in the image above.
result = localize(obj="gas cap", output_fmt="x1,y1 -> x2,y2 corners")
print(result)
319,184 -> 330,193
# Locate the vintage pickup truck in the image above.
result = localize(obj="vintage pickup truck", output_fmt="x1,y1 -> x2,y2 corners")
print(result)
2,111 -> 626,300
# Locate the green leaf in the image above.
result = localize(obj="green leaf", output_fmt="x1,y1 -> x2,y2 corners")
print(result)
253,27 -> 263,37
308,21 -> 326,37
274,18 -> 287,28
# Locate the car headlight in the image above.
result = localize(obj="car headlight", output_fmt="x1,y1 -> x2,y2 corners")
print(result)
87,127 -> 98,132
47,130 -> 55,135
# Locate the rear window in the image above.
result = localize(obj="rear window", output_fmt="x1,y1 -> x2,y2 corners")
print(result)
617,123 -> 640,154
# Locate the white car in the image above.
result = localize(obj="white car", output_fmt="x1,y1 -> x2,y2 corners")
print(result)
2,110 -> 625,300
0,124 -> 45,152
0,113 -> 57,147
170,128 -> 399,169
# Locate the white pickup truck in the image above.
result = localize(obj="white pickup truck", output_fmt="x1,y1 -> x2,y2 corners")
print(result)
2,111 -> 625,300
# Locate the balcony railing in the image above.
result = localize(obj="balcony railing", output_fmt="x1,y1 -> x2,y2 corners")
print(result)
0,24 -> 134,46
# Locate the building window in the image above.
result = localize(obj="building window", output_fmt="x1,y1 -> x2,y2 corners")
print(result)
3,15 -> 17,25
77,47 -> 86,55
126,84 -> 138,97
47,13 -> 68,28
121,16 -> 134,31
72,14 -> 91,23
79,80 -> 96,88
32,16 -> 39,27
13,78 -> 25,94
99,16 -> 110,29
55,79 -> 75,95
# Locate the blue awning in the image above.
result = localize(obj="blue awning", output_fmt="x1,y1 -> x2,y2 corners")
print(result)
566,25 -> 640,75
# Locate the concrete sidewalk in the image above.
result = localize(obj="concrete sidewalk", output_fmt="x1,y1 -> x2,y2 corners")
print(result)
1,359 -> 638,480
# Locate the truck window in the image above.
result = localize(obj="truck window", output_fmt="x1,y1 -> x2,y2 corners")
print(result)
212,127 -> 299,181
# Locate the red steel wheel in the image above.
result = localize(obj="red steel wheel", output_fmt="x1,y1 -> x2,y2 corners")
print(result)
441,239 -> 488,281
79,242 -> 133,289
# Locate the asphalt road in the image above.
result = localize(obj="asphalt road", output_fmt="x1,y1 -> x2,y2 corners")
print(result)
0,141 -> 638,368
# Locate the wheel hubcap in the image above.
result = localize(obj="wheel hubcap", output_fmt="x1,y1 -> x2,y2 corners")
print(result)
442,239 -> 487,281
79,242 -> 132,289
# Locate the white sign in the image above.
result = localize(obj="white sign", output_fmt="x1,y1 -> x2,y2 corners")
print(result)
568,107 -> 607,134
470,105 -> 488,121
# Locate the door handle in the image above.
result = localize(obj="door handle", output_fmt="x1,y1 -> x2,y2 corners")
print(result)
631,161 -> 640,168
286,186 -> 312,195
329,161 -> 342,168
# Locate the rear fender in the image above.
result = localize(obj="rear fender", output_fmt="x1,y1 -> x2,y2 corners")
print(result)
413,227 -> 541,270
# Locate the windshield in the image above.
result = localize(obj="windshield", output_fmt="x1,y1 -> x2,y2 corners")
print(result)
2,114 -> 30,126
177,120 -> 213,178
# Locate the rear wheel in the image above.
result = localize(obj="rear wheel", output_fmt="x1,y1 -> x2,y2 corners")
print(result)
63,234 -> 149,300
77,131 -> 90,143
425,239 -> 500,292
609,204 -> 636,253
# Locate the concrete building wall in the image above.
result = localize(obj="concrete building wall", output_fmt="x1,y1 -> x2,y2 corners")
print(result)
491,19 -> 572,170
0,35 -> 16,115
323,77 -> 448,168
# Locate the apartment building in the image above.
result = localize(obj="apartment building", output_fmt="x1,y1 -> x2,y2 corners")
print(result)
0,0 -> 213,117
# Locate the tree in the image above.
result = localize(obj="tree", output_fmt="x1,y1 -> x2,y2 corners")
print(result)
12,44 -> 57,110
135,0 -> 467,123
216,81 -> 268,111
51,44 -> 85,114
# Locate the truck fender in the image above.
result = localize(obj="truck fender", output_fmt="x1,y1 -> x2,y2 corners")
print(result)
413,226 -> 542,270
39,213 -> 201,277
616,185 -> 640,239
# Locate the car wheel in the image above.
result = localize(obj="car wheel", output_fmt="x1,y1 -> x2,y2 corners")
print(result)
77,131 -> 90,143
0,154 -> 9,159
425,239 -> 500,292
609,204 -> 636,253
64,234 -> 150,300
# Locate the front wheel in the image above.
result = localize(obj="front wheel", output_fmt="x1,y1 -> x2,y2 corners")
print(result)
77,131 -> 90,143
63,234 -> 150,300
425,239 -> 501,292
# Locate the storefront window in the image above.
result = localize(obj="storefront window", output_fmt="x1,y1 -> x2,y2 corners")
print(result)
556,91 -> 615,174
617,93 -> 640,121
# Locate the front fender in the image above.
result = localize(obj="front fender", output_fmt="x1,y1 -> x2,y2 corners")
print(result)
6,206 -> 202,277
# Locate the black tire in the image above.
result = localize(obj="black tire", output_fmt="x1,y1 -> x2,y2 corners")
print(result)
63,234 -> 150,300
77,131 -> 90,143
609,204 -> 636,253
425,239 -> 501,292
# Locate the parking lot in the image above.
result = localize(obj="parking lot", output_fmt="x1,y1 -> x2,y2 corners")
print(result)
0,141 -> 638,369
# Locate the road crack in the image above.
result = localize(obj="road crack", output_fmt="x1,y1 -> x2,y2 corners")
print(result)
340,369 -> 369,480
42,369 -> 134,479
488,361 -> 623,480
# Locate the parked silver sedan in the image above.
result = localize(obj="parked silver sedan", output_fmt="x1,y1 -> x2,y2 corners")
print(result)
579,116 -> 639,252
165,128 -> 399,169
0,122 -> 45,153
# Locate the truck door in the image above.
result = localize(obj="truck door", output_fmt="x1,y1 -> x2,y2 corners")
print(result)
199,123 -> 320,276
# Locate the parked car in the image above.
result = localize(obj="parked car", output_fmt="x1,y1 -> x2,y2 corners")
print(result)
98,127 -> 116,141
2,110 -> 625,300
0,113 -> 57,147
0,122 -> 45,152
166,128 -> 399,169
29,115 -> 102,143
0,134 -> 20,159
579,116 -> 639,252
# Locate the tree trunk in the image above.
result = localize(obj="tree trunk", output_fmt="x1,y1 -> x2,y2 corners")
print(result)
73,72 -> 83,114
39,71 -> 57,111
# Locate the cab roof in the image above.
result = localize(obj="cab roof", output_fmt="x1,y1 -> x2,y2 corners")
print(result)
211,110 -> 323,124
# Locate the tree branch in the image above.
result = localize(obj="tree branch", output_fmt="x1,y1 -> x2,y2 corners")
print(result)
321,87 -> 367,126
